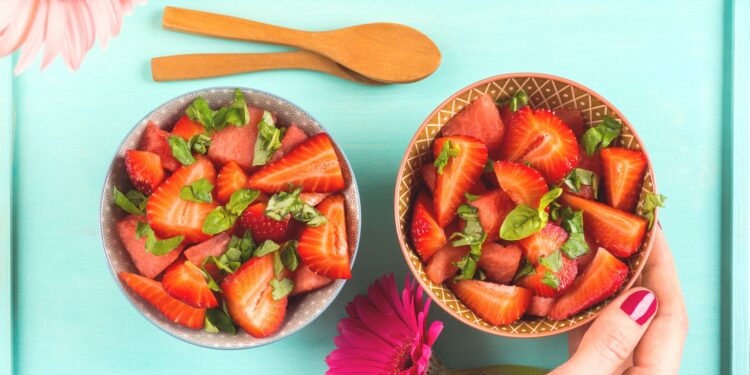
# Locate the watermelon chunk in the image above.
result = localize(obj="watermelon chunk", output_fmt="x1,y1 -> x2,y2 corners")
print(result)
469,189 -> 515,241
527,296 -> 556,317
442,94 -> 505,159
116,215 -> 183,278
477,242 -> 522,284
425,245 -> 469,285
184,232 -> 231,266
140,122 -> 181,171
291,264 -> 333,296
270,124 -> 308,163
207,124 -> 258,170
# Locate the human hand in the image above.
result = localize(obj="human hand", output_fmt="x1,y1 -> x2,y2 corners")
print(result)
550,226 -> 688,375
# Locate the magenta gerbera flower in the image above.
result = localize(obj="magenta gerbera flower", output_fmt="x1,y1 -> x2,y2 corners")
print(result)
326,274 -> 444,375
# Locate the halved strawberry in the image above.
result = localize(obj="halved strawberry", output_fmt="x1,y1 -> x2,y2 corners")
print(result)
451,281 -> 532,326
516,253 -> 578,297
421,163 -> 437,193
600,147 -> 647,212
119,271 -> 205,329
146,157 -> 217,243
561,193 -> 647,257
269,124 -> 308,163
298,194 -> 351,279
216,161 -> 249,204
299,192 -> 330,207
116,215 -> 183,278
183,232 -> 231,270
140,122 -> 181,171
207,122 -> 259,170
477,242 -> 522,284
498,107 -> 579,182
549,248 -> 628,320
577,144 -> 602,176
171,115 -> 205,141
247,133 -> 346,193
527,296 -> 556,317
493,161 -> 548,207
425,245 -> 468,285
410,191 -> 447,262
517,223 -> 569,265
239,202 -> 293,243
291,264 -> 333,296
555,108 -> 586,139
469,189 -> 515,240
162,259 -> 219,308
125,150 -> 165,195
432,136 -> 488,227
442,94 -> 505,158
221,254 -> 287,337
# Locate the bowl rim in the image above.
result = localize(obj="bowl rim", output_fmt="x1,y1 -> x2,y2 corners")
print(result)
393,72 -> 658,338
100,86 -> 361,349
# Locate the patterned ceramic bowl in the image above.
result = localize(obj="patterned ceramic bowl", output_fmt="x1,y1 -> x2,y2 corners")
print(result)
100,87 -> 361,348
394,73 -> 658,337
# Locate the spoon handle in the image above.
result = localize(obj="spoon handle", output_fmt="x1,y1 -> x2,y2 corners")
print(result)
150,51 -> 383,85
163,6 -> 316,47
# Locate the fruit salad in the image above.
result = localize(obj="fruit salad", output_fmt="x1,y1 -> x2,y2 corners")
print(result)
112,89 -> 352,337
409,91 -> 665,326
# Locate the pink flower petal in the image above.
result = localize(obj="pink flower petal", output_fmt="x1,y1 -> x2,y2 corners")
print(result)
14,0 -> 48,74
0,0 -> 39,56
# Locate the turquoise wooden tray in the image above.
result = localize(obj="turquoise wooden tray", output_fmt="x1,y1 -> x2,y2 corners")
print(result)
2,1 -> 748,374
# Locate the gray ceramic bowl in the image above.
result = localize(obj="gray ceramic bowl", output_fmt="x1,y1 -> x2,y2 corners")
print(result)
100,87 -> 361,349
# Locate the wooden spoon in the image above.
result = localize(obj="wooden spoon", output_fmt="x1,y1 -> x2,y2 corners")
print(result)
162,6 -> 441,83
151,51 -> 383,85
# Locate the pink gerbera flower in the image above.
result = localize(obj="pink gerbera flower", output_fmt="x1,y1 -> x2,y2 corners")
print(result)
326,274 -> 443,375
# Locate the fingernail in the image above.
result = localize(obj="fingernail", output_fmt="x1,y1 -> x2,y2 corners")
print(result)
620,290 -> 658,325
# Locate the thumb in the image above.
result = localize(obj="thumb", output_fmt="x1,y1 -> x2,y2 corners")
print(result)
552,287 -> 658,375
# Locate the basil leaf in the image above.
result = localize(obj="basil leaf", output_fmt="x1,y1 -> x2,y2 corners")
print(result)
226,189 -> 259,216
513,260 -> 535,283
581,115 -> 622,156
270,278 -> 294,300
254,240 -> 281,257
225,89 -> 251,127
450,204 -> 486,280
433,140 -> 460,175
228,231 -> 255,263
266,188 -> 327,227
561,233 -> 589,259
484,160 -> 494,173
135,221 -> 150,239
273,251 -> 284,277
126,190 -> 148,212
145,233 -> 184,256
465,193 -> 480,202
113,187 -> 145,215
562,168 -> 599,198
560,208 -> 584,234
539,250 -> 563,272
558,208 -> 590,259
497,90 -> 529,112
202,207 -> 235,235
204,308 -> 236,334
642,193 -> 666,229
168,136 -> 196,166
453,254 -> 478,281
499,204 -> 546,240
252,111 -> 284,166
180,178 -> 214,203
295,204 -> 327,227
188,134 -> 211,155
538,187 -> 562,213
186,97 -> 215,131
203,255 -> 235,274
280,240 -> 300,272
541,271 -> 560,289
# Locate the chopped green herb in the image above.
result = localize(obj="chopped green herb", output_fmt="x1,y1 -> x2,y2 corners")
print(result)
168,136 -> 196,166
202,188 -> 260,235
499,188 -> 562,240
252,111 -> 284,166
434,140 -> 459,175
497,90 -> 529,112
265,188 -> 327,227
186,97 -> 215,130
188,134 -> 211,155
513,260 -> 535,283
204,308 -> 236,334
270,278 -> 294,300
642,193 -> 666,229
465,193 -> 480,202
280,240 -> 300,272
254,240 -> 281,257
450,204 -> 487,280
562,168 -> 599,198
581,115 -> 622,156
135,221 -> 184,256
273,251 -> 284,277
558,208 -> 590,259
180,178 -> 214,203
541,271 -> 560,289
113,187 -> 146,215
539,250 -> 563,272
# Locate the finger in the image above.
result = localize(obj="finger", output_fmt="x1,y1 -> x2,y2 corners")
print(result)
551,287 -> 658,375
567,323 -> 590,356
625,226 -> 688,375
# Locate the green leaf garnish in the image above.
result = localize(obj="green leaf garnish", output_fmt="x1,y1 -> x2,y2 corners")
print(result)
180,178 -> 214,203
188,134 -> 211,155
642,193 -> 666,229
203,188 -> 261,235
581,115 -> 622,156
505,90 -> 529,112
484,160 -> 494,173
254,240 -> 281,257
465,193 -> 480,202
187,89 -> 251,133
113,187 -> 146,215
227,230 -> 255,263
204,308 -> 236,334
450,204 -> 487,280
280,240 -> 300,272
265,188 -> 327,227
186,97 -> 215,130
539,250 -> 563,272
434,140 -> 459,175
541,271 -> 560,289
168,136 -> 196,166
513,259 -> 535,283
499,188 -> 562,241
135,221 -> 183,256
270,278 -> 294,300
558,207 -> 590,259
226,189 -> 260,216
561,168 -> 599,198
252,111 -> 284,166
273,251 -> 284,276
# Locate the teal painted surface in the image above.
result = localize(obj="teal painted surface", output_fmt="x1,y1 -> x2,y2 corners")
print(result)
1,58 -> 14,375
2,0 -> 740,373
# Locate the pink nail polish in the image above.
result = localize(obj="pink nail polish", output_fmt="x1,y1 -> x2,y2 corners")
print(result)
620,290 -> 657,325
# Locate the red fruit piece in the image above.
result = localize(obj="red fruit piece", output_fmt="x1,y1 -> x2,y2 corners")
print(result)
125,150 -> 165,195
298,194 -> 351,279
600,147 -> 647,212
410,191 -> 447,262
498,105 -> 515,130
239,202 -> 293,243
171,115 -> 205,141
469,189 -> 515,240
291,264 -> 333,296
116,215 -> 183,279
184,232 -> 231,267
221,254 -> 287,337
299,192 -> 330,207
451,281 -> 532,326
140,122 -> 181,171
493,161 -> 548,207
517,223 -> 569,265
527,296 -> 556,317
549,248 -> 628,320
555,108 -> 586,139
577,144 -> 603,176
422,163 -> 488,196
517,254 -> 578,298
216,161 -> 249,204
561,193 -> 647,257
247,133 -> 346,193
119,271 -> 205,329
499,107 -> 579,182
269,124 -> 308,163
207,122 -> 259,170
162,260 -> 219,308
477,242 -> 522,284
147,158 -> 218,243
425,245 -> 468,285
432,136 -> 488,227
442,94 -> 505,158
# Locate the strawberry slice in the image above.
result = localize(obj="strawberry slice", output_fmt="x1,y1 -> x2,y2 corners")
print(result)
442,94 -> 505,158
247,133 -> 346,193
493,161 -> 548,207
184,232 -> 231,267
291,264 -> 333,296
451,281 -> 532,326
600,147 -> 647,212
269,124 -> 308,163
549,248 -> 628,320
171,115 -> 205,141
517,253 -> 578,297
239,202 -> 293,243
116,215 -> 183,278
432,136 -> 488,227
125,150 -> 165,195
140,122 -> 181,171
216,161 -> 249,204
146,157 -> 218,243
469,189 -> 515,240
421,163 -> 437,193
527,296 -> 556,317
162,259 -> 219,308
410,191 -> 447,262
561,193 -> 647,257
517,223 -> 569,265
425,245 -> 468,285
555,108 -> 586,139
477,242 -> 522,284
119,271 -> 205,329
221,254 -> 287,337
298,194 -> 351,279
299,192 -> 330,207
577,144 -> 602,176
499,107 -> 579,182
